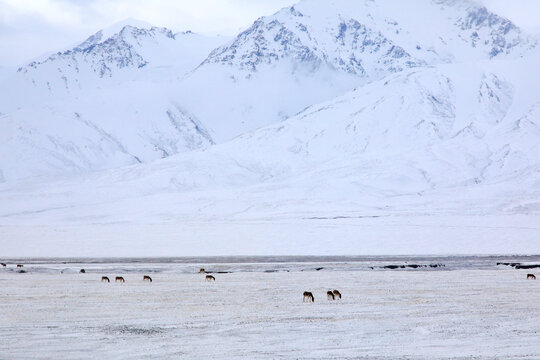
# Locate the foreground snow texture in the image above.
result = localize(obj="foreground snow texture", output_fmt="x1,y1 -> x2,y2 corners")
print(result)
1,260 -> 540,359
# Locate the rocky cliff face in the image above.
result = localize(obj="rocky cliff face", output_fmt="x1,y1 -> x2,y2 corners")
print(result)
201,0 -> 533,77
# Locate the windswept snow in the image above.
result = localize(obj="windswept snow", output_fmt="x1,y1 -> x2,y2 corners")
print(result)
1,264 -> 540,359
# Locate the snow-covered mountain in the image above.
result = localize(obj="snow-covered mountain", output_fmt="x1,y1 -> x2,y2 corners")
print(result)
181,0 -> 536,142
22,25 -> 174,79
0,0 -> 539,255
201,0 -> 533,75
1,0 -> 536,183
1,20 -> 227,110
0,21 -> 227,182
7,56 -> 536,219
1,57 -> 539,256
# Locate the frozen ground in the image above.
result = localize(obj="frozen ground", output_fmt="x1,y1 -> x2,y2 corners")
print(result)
1,259 -> 539,359
2,215 -> 540,257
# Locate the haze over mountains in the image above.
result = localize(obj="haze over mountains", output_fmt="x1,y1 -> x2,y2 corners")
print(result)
1,0 -> 539,256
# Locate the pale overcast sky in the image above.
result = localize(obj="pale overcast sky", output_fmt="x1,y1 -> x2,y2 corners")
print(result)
0,0 -> 539,67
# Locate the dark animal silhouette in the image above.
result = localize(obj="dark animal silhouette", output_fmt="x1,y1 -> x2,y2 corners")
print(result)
199,268 -> 206,273
333,290 -> 342,299
205,275 -> 215,281
327,291 -> 335,300
143,275 -> 152,282
303,291 -> 314,302
527,273 -> 536,280
1,263 -> 6,267
115,276 -> 125,283
101,276 -> 110,283
16,264 -> 23,268
80,269 -> 86,273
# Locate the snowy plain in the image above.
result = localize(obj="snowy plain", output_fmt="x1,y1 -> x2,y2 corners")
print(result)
1,258 -> 540,359
1,215 -> 540,257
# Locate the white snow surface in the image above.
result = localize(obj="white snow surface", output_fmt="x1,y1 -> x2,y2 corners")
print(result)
1,263 -> 540,359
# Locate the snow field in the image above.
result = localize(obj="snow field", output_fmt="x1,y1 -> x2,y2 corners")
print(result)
1,267 -> 539,359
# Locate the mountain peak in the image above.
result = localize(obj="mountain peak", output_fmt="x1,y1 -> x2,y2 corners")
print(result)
73,19 -> 172,52
101,18 -> 156,37
16,20 -> 176,83
201,0 -> 534,77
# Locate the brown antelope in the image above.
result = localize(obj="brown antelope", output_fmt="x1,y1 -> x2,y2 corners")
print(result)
527,274 -> 536,280
199,268 -> 206,273
1,263 -> 6,267
115,276 -> 125,283
143,275 -> 152,282
101,276 -> 110,283
327,291 -> 335,300
333,290 -> 342,299
303,291 -> 314,302
205,275 -> 215,281
16,264 -> 23,268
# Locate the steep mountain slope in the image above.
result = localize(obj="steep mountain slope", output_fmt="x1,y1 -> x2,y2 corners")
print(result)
2,57 -> 539,255
2,57 -> 538,220
0,90 -> 214,181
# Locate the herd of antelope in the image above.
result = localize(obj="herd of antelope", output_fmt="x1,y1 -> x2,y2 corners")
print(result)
99,269 -> 214,284
1,263 -> 24,268
100,275 -> 153,283
1,263 -> 537,302
98,267 -> 340,302
302,289 -> 342,303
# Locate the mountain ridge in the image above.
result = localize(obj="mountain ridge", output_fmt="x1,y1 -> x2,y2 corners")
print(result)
0,0 -> 538,187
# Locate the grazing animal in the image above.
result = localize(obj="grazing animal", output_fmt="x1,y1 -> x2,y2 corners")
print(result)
1,263 -> 6,267
16,264 -> 23,268
205,275 -> 215,281
527,274 -> 536,280
79,269 -> 86,274
333,290 -> 342,299
199,268 -> 206,273
143,275 -> 152,282
327,291 -> 335,300
101,276 -> 110,283
115,276 -> 125,283
303,291 -> 314,302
